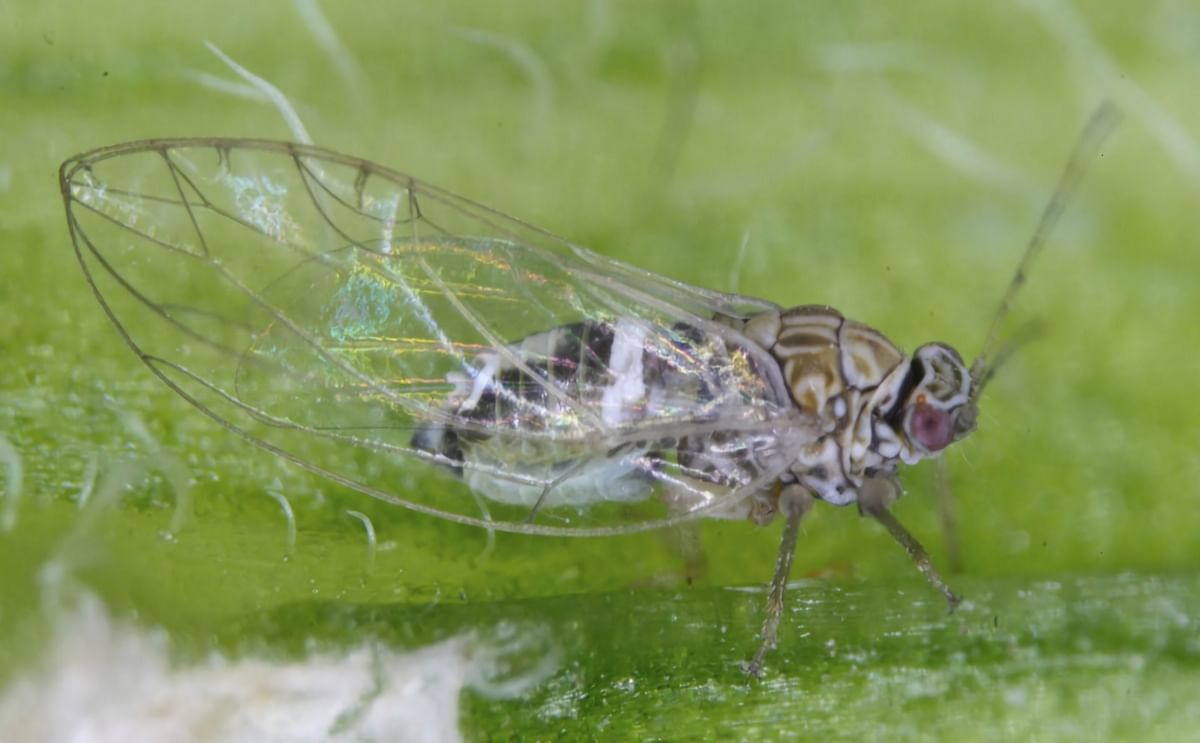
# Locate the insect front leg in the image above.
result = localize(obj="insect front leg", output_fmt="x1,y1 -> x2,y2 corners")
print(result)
858,476 -> 961,610
933,457 -> 963,573
744,483 -> 813,677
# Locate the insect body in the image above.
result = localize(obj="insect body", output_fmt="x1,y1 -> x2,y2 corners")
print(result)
59,107 -> 1115,675
411,305 -> 970,516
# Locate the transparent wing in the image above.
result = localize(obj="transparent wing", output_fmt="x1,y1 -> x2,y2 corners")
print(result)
60,138 -> 811,535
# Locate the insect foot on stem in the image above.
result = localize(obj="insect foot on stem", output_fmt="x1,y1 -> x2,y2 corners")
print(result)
859,476 -> 961,612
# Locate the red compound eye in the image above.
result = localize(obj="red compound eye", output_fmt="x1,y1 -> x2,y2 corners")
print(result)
910,404 -> 954,452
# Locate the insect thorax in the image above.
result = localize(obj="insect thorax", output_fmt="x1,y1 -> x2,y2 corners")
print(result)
743,305 -> 918,506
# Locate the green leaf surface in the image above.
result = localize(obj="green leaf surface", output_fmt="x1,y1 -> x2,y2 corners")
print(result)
1,1 -> 1197,740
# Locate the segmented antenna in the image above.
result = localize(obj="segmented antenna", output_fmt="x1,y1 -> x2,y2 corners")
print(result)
970,102 -> 1121,397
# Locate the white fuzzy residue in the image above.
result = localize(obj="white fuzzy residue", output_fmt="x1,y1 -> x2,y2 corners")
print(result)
0,595 -> 555,743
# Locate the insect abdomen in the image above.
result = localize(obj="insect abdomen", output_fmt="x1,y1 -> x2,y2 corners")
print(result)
410,319 -> 662,507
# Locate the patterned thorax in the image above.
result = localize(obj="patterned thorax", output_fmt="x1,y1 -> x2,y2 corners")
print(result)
742,305 -> 972,506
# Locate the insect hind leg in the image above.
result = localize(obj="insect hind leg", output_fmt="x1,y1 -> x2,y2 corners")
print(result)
522,457 -> 591,524
744,483 -> 813,677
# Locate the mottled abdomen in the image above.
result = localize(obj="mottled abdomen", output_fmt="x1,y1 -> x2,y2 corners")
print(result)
409,316 -> 780,510
410,319 -> 657,506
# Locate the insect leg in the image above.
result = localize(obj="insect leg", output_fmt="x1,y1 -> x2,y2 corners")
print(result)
859,476 -> 961,610
744,483 -> 813,677
656,521 -> 707,585
522,458 -> 590,524
933,457 -> 962,573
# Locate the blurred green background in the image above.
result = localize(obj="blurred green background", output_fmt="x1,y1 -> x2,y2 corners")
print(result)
1,0 -> 1198,739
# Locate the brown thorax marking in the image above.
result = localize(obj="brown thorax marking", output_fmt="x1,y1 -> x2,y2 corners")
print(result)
741,305 -> 911,504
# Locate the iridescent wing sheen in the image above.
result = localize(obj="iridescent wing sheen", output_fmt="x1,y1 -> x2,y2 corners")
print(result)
60,139 -> 813,534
